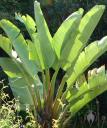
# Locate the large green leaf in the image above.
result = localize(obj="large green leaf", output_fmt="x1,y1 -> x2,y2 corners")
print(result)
33,33 -> 45,69
62,66 -> 107,125
69,66 -> 107,116
67,36 -> 107,87
34,1 -> 55,68
0,19 -> 38,77
0,35 -> 12,55
53,8 -> 83,59
0,57 -> 22,78
27,40 -> 38,60
0,19 -> 44,108
27,39 -> 41,70
67,66 -> 106,102
9,77 -> 34,108
15,13 -> 36,41
63,5 -> 105,70
15,13 -> 45,70
59,36 -> 107,108
63,82 -> 107,126
0,57 -> 36,107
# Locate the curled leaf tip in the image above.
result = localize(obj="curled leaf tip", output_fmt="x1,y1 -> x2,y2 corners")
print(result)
98,36 -> 107,45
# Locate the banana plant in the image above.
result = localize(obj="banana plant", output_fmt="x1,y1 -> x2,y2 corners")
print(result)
0,1 -> 107,128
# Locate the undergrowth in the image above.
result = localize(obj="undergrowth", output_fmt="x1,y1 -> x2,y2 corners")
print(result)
0,84 -> 40,128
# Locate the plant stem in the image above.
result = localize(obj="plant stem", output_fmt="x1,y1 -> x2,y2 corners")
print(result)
50,67 -> 59,102
52,74 -> 67,118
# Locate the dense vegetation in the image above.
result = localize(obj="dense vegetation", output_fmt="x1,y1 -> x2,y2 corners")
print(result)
0,0 -> 107,128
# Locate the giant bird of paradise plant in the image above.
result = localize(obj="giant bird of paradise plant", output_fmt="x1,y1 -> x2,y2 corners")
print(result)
0,1 -> 107,128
